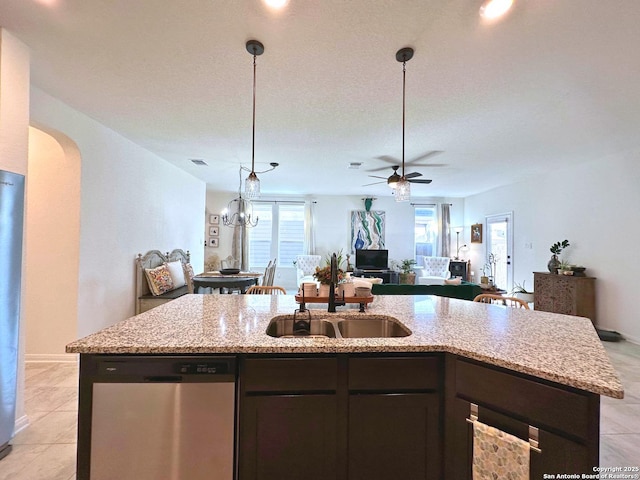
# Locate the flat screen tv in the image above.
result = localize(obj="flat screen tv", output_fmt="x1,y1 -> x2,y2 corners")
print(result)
355,249 -> 389,270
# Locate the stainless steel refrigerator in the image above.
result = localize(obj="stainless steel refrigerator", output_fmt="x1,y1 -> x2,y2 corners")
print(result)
0,169 -> 25,460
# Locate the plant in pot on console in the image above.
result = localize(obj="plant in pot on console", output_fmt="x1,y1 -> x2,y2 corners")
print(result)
512,280 -> 534,304
548,239 -> 569,273
558,260 -> 574,276
397,259 -> 417,285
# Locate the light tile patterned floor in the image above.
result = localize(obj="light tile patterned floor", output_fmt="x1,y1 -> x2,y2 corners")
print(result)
1,341 -> 639,479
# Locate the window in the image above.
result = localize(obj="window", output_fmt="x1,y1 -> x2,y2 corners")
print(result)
414,206 -> 437,258
248,203 -> 305,268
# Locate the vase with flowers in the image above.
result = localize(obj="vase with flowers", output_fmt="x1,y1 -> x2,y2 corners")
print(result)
313,253 -> 345,297
548,239 -> 570,274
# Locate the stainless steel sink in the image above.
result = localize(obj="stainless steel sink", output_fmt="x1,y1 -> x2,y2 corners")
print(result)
266,316 -> 337,338
266,314 -> 411,339
336,317 -> 411,338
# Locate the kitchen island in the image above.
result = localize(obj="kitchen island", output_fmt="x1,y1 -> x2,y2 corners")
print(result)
67,294 -> 623,480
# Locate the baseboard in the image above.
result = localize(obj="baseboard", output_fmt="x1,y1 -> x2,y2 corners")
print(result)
14,414 -> 30,435
25,353 -> 78,363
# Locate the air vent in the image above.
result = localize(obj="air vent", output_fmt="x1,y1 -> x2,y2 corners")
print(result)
190,159 -> 208,166
349,162 -> 362,169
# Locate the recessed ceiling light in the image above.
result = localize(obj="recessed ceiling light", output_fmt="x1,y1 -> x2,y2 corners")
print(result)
479,0 -> 514,20
349,162 -> 362,169
263,0 -> 289,9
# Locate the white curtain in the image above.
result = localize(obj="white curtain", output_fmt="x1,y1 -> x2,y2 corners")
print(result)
440,203 -> 451,258
304,200 -> 316,254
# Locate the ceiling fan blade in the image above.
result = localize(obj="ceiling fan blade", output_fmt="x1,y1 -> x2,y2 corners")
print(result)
362,180 -> 386,186
367,165 -> 396,172
408,178 -> 433,184
375,155 -> 401,165
367,175 -> 388,180
406,150 -> 444,166
407,163 -> 447,168
405,171 -> 422,179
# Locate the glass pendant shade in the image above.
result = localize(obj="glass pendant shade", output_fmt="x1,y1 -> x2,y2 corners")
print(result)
395,178 -> 411,202
245,171 -> 260,199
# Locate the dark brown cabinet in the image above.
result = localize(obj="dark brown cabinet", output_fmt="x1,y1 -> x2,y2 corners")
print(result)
444,356 -> 600,479
533,272 -> 597,325
240,394 -> 338,480
238,355 -> 443,480
347,357 -> 442,480
238,357 -> 340,480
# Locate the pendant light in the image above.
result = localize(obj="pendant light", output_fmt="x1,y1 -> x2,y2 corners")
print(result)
245,39 -> 264,199
395,47 -> 414,203
222,167 -> 259,228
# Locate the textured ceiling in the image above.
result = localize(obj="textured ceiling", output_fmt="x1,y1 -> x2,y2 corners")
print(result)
1,0 -> 639,197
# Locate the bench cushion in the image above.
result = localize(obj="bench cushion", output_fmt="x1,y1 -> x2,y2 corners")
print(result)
138,285 -> 190,300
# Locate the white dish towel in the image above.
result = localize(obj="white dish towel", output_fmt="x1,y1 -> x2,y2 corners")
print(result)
472,420 -> 530,480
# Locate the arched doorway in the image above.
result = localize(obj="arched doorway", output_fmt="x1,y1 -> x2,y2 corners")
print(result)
24,126 -> 81,360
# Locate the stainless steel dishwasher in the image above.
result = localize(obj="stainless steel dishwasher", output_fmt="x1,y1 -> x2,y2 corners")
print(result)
89,356 -> 236,480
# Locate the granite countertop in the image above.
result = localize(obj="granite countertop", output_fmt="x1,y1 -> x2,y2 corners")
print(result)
66,294 -> 624,399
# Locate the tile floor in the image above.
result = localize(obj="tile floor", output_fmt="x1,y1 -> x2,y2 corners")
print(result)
1,341 -> 639,479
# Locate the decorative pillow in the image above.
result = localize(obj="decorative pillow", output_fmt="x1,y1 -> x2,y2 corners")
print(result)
183,262 -> 195,282
145,265 -> 175,296
165,261 -> 186,288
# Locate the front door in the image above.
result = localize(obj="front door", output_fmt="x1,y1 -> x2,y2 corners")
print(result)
485,212 -> 513,292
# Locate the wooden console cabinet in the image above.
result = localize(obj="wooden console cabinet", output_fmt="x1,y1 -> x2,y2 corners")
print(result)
533,272 -> 597,326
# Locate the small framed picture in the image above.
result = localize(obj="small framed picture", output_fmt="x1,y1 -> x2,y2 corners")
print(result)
209,214 -> 219,225
471,223 -> 483,244
209,238 -> 219,248
209,226 -> 219,236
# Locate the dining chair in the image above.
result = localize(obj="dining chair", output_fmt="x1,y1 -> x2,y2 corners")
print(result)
246,285 -> 287,295
473,293 -> 530,309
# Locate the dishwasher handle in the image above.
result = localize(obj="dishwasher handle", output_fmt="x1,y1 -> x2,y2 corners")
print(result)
144,375 -> 183,383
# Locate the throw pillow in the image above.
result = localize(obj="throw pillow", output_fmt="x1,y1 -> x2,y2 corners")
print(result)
165,261 -> 186,288
145,264 -> 175,296
183,262 -> 195,282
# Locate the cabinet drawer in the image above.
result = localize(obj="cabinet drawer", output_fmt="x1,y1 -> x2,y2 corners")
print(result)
242,357 -> 338,392
455,359 -> 592,440
349,356 -> 440,391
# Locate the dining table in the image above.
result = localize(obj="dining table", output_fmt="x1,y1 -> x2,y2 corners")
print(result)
192,271 -> 263,294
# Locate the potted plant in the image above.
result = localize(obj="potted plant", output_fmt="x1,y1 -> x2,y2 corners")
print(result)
396,259 -> 417,285
313,252 -> 345,296
548,239 -> 569,273
512,280 -> 534,304
558,260 -> 573,276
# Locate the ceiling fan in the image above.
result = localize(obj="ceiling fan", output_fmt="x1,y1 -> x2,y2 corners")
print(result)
362,165 -> 432,187
366,150 -> 446,173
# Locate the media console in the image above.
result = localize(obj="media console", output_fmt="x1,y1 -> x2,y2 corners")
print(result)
353,268 -> 399,284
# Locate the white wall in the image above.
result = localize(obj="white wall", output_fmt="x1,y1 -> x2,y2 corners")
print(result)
30,88 -> 207,338
464,150 -> 640,343
206,190 -> 464,290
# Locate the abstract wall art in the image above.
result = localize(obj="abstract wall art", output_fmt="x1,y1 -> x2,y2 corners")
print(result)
350,210 -> 385,252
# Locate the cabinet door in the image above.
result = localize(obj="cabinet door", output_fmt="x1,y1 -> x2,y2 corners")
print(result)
348,393 -> 441,480
447,398 -> 595,480
239,394 -> 338,480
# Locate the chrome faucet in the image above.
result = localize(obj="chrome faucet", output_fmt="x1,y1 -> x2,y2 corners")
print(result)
328,253 -> 345,313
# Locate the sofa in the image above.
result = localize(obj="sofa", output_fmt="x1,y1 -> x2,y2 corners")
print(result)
135,249 -> 194,314
371,282 -> 484,301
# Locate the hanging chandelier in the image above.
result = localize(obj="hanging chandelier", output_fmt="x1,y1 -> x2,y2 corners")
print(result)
395,46 -> 414,202
244,39 -> 264,199
222,167 -> 259,228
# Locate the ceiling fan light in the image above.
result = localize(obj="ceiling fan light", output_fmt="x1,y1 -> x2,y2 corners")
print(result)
479,0 -> 514,19
245,171 -> 260,199
395,178 -> 411,202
